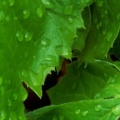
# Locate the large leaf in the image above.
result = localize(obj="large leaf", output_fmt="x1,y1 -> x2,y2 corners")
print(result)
72,6 -> 91,52
26,97 -> 120,120
48,60 -> 120,104
82,0 -> 120,63
0,0 -> 94,119
109,32 -> 120,60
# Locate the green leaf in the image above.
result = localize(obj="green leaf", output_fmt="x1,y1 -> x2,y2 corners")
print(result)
26,97 -> 120,120
82,0 -> 120,63
48,60 -> 120,104
72,6 -> 91,52
109,32 -> 120,60
0,0 -> 94,119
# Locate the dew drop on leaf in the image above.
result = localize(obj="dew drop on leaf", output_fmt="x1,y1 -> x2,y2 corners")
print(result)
112,104 -> 120,115
0,11 -> 5,21
82,111 -> 88,117
8,99 -> 12,106
23,9 -> 30,19
42,0 -> 54,9
63,5 -> 73,15
102,29 -> 106,35
59,115 -> 64,120
0,77 -> 3,85
36,7 -> 43,18
0,111 -> 6,120
41,38 -> 50,47
41,40 -> 47,45
25,31 -> 33,42
3,1 -> 7,6
13,93 -> 18,100
16,31 -> 24,42
95,105 -> 102,111
107,32 -> 112,41
68,17 -> 74,24
98,1 -> 103,7
75,109 -> 80,115
5,15 -> 10,21
105,10 -> 108,15
95,93 -> 100,98
8,0 -> 15,6
117,13 -> 120,20
107,78 -> 115,84
96,22 -> 102,29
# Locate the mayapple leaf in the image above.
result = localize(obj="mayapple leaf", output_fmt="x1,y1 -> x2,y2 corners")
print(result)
26,97 -> 120,120
82,0 -> 120,63
48,60 -> 120,104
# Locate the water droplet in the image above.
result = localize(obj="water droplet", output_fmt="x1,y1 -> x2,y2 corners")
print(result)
41,40 -> 47,45
82,111 -> 88,117
5,15 -> 10,21
3,1 -> 7,6
107,78 -> 115,84
117,13 -> 120,20
107,32 -> 112,41
42,0 -> 54,9
0,77 -> 3,85
95,93 -> 100,99
97,22 -> 102,29
75,109 -> 80,115
8,99 -> 12,106
59,115 -> 64,120
95,105 -> 102,111
112,104 -> 120,115
84,63 -> 88,68
68,17 -> 74,24
63,5 -> 73,15
0,11 -> 5,21
9,0 -> 15,6
0,111 -> 6,120
25,31 -> 33,42
98,1 -> 103,7
33,55 -> 36,59
16,31 -> 24,42
14,16 -> 18,20
41,55 -> 56,65
13,93 -> 18,100
23,9 -> 30,19
36,7 -> 43,18
105,10 -> 108,15
102,29 -> 106,35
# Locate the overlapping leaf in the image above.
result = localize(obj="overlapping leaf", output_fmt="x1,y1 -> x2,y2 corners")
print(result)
82,0 -> 120,63
26,97 -> 120,120
48,60 -> 120,104
0,0 -> 94,119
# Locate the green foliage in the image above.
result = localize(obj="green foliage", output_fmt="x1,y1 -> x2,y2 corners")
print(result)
0,0 -> 120,120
